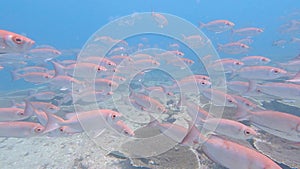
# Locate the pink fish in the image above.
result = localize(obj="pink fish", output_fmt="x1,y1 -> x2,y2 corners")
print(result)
210,58 -> 244,73
202,89 -> 237,107
218,42 -> 249,54
200,20 -> 235,33
25,46 -> 61,62
238,110 -> 300,142
130,91 -> 167,114
0,30 -> 35,53
94,78 -> 119,92
233,27 -> 264,37
0,121 -> 44,138
256,82 -> 300,100
167,58 -> 194,69
200,118 -> 257,140
44,109 -> 120,132
201,135 -> 281,169
82,56 -> 117,67
0,100 -> 33,122
181,125 -> 281,169
151,12 -> 168,28
241,55 -> 271,66
182,34 -> 207,48
181,74 -> 210,81
11,71 -> 52,83
236,66 -> 287,80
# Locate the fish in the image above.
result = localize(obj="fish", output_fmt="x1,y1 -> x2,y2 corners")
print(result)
0,102 -> 32,122
0,121 -> 45,138
200,20 -> 235,33
72,90 -> 112,103
290,37 -> 300,44
200,135 -> 281,169
286,71 -> 300,84
162,78 -> 211,94
181,123 -> 282,169
240,55 -> 271,66
236,38 -> 254,45
200,118 -> 258,140
82,56 -> 117,68
232,27 -> 264,37
177,96 -> 211,121
180,74 -> 210,81
167,58 -> 195,69
25,45 -> 61,62
256,82 -> 300,100
209,58 -> 244,73
12,66 -> 49,75
129,91 -> 167,114
151,12 -> 168,28
234,66 -> 287,80
201,89 -> 237,107
27,91 -> 57,101
218,42 -> 250,54
0,30 -> 35,53
15,101 -> 60,114
94,78 -> 119,92
131,53 -> 153,61
182,34 -> 207,48
44,109 -> 124,134
11,71 -> 52,83
279,59 -> 300,72
155,50 -> 184,58
238,110 -> 300,142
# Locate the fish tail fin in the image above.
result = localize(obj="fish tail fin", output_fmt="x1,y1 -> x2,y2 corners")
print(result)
233,105 -> 251,121
245,80 -> 257,93
50,60 -> 66,77
199,21 -> 205,28
293,71 -> 300,78
10,70 -> 20,80
43,110 -> 65,133
146,114 -> 160,128
23,99 -> 35,117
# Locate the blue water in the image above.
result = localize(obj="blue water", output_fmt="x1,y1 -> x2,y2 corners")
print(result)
1,1 -> 300,168
1,0 -> 300,91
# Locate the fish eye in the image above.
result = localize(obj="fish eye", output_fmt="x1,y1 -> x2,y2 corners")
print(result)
246,103 -> 250,106
49,107 -> 55,110
273,69 -> 279,74
34,127 -> 43,133
244,130 -> 251,135
261,58 -> 267,62
97,67 -> 101,71
228,99 -> 233,103
59,127 -> 64,132
111,114 -> 117,120
12,36 -> 24,45
18,111 -> 24,116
